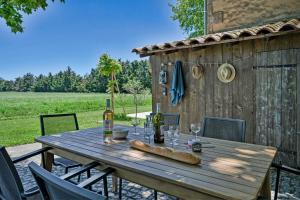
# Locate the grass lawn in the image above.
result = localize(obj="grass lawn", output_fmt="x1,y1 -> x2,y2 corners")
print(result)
0,92 -> 152,146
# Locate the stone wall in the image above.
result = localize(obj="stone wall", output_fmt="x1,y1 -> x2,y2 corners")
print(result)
207,0 -> 300,33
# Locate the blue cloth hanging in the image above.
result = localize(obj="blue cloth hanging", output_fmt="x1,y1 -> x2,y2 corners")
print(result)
170,60 -> 185,106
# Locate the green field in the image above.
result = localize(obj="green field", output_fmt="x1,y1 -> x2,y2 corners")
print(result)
0,92 -> 152,146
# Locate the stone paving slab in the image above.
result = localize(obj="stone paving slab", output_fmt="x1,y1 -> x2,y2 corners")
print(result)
8,143 -> 300,200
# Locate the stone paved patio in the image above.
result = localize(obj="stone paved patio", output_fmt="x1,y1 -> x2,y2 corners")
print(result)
8,143 -> 300,200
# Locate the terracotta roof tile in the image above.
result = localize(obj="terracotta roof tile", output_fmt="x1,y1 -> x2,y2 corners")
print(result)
133,18 -> 300,56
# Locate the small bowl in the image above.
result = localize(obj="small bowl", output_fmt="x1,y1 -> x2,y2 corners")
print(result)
113,128 -> 129,140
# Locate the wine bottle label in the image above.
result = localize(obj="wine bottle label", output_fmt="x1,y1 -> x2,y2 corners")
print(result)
103,119 -> 113,135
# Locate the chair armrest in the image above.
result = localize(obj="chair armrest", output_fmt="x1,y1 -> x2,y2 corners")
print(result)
77,167 -> 115,189
21,186 -> 40,198
12,147 -> 52,163
60,162 -> 99,180
272,162 -> 300,175
281,165 -> 300,175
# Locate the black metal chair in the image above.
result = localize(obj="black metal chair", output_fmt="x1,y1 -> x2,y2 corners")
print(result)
0,145 -> 51,200
149,113 -> 180,126
202,117 -> 246,142
271,162 -> 300,200
29,162 -> 114,200
40,113 -> 82,175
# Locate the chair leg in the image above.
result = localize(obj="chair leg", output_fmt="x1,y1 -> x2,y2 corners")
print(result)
274,167 -> 281,200
77,172 -> 81,182
41,153 -> 46,168
65,167 -> 69,174
154,190 -> 157,200
103,176 -> 108,197
119,178 -> 122,200
87,169 -> 91,190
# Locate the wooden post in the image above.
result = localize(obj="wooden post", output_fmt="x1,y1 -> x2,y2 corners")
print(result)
112,176 -> 118,193
260,170 -> 271,200
42,146 -> 54,172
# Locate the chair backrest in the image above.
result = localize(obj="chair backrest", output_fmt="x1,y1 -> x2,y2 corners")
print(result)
202,117 -> 246,142
150,113 -> 180,126
40,113 -> 79,136
0,146 -> 24,200
29,162 -> 106,200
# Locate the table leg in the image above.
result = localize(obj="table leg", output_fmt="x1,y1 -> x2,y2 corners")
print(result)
260,170 -> 271,200
42,150 -> 54,172
112,175 -> 118,193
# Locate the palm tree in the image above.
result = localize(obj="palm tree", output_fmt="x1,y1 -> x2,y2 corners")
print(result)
97,53 -> 122,112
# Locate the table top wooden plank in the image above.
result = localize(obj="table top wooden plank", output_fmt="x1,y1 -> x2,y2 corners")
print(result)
76,131 -> 273,173
82,126 -> 276,162
37,136 -> 256,200
36,126 -> 277,200
63,131 -> 268,178
54,133 -> 262,192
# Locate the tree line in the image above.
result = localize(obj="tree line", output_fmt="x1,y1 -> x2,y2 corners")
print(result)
0,59 -> 151,93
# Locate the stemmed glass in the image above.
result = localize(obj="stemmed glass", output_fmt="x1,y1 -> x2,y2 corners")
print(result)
168,125 -> 180,148
191,123 -> 201,141
144,122 -> 154,144
131,118 -> 140,135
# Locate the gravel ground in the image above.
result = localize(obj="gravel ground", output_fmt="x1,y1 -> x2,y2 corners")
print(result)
8,143 -> 300,200
14,160 -> 299,200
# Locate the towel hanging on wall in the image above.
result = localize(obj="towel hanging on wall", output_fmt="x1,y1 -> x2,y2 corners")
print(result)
170,60 -> 185,106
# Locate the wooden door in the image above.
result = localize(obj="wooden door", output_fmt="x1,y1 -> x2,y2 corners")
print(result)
255,49 -> 298,167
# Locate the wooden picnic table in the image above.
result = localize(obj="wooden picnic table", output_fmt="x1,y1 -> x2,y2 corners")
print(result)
35,125 -> 277,200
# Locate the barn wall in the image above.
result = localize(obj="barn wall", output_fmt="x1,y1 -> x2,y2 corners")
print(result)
149,33 -> 300,167
206,0 -> 300,33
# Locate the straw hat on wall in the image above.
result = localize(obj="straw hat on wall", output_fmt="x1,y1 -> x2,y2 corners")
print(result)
217,63 -> 236,83
192,64 -> 205,79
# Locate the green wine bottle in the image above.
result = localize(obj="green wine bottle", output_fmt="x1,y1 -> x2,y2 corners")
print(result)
153,103 -> 164,143
103,99 -> 113,143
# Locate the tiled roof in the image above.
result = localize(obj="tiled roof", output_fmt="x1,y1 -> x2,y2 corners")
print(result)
132,19 -> 300,56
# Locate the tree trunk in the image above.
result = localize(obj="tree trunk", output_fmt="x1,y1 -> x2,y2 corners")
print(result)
111,73 -> 114,112
135,95 -> 138,120
114,74 -> 126,115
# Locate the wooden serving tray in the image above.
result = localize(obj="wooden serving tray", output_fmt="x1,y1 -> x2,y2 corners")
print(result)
129,140 -> 201,165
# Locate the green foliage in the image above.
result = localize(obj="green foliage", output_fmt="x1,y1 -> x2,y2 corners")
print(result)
169,0 -> 204,38
97,53 -> 123,111
123,78 -> 150,119
0,59 -> 151,93
0,0 -> 64,33
98,54 -> 122,77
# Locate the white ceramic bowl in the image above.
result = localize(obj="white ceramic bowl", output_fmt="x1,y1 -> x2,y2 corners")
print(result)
113,128 -> 129,140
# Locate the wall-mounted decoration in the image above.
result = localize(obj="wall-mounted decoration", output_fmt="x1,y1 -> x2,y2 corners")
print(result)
159,70 -> 167,84
162,86 -> 167,96
217,63 -> 236,83
192,64 -> 205,79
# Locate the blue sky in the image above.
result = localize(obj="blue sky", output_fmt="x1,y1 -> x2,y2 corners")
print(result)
0,0 -> 186,80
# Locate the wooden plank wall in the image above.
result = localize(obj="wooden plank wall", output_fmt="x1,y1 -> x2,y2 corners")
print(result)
149,33 -> 300,167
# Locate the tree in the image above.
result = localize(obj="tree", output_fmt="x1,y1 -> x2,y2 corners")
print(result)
0,78 -> 13,91
13,73 -> 35,91
85,68 -> 107,93
0,0 -> 64,33
169,0 -> 204,38
123,79 -> 150,125
97,53 -> 122,112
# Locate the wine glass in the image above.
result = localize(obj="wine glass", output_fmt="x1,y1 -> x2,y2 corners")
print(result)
173,126 -> 180,147
191,123 -> 201,141
131,118 -> 140,135
168,125 -> 179,148
144,122 -> 154,144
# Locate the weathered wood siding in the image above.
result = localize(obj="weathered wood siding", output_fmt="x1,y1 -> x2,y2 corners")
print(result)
149,33 -> 300,167
207,0 -> 300,33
